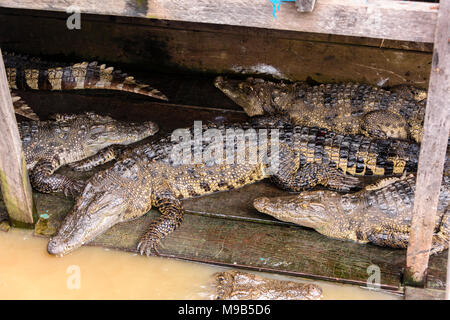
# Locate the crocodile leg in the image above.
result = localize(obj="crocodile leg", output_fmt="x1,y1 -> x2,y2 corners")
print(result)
360,110 -> 409,140
272,161 -> 361,192
30,157 -> 85,196
270,143 -> 361,192
366,225 -> 410,249
137,193 -> 184,257
69,145 -> 123,171
430,208 -> 449,255
367,211 -> 449,255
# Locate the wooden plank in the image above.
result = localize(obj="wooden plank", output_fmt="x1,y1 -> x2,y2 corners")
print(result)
404,286 -> 445,300
32,191 -> 404,290
0,49 -> 35,225
0,7 -> 434,52
0,8 -> 433,88
31,187 -> 447,292
146,0 -> 438,44
0,0 -> 438,43
44,165 -> 450,290
296,0 -> 316,12
405,0 -> 450,287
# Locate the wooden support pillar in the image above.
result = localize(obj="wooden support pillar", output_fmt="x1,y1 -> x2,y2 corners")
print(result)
404,0 -> 450,287
447,252 -> 450,300
0,49 -> 35,225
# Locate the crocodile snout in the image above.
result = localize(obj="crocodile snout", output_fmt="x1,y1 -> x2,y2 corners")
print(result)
47,236 -> 68,256
253,197 -> 270,213
213,76 -> 224,88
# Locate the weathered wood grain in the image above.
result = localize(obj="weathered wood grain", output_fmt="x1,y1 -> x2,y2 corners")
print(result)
0,6 -> 433,52
146,0 -> 439,43
296,0 -> 316,12
0,8 -> 433,88
32,185 -> 448,292
0,0 -> 438,42
405,0 -> 450,287
404,286 -> 446,300
0,49 -> 35,225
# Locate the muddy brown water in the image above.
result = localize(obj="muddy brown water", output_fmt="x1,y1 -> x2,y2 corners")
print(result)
0,228 -> 401,300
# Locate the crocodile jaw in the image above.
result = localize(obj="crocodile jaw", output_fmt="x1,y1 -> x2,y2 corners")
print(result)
214,76 -> 265,116
253,192 -> 336,230
85,119 -> 159,154
47,185 -> 127,256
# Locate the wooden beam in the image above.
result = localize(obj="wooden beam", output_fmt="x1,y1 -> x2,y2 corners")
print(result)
296,0 -> 316,12
0,0 -> 439,43
0,8 -> 434,88
405,0 -> 450,287
0,49 -> 35,225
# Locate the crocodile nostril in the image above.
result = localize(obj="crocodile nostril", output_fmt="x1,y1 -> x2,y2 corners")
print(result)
47,237 -> 66,256
253,197 -> 269,211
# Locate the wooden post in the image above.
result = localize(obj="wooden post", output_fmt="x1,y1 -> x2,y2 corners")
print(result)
0,49 -> 35,225
447,252 -> 450,300
296,0 -> 316,12
404,0 -> 449,287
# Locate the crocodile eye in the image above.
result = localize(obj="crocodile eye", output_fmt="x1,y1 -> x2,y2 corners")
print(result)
90,125 -> 106,134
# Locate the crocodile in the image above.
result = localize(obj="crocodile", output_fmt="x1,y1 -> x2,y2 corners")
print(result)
4,52 -> 168,120
21,112 -> 158,196
214,270 -> 322,300
46,116 -> 420,256
253,171 -> 449,255
214,76 -> 426,143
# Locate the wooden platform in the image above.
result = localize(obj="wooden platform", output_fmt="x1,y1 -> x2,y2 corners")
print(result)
0,3 -> 447,298
3,88 -> 445,294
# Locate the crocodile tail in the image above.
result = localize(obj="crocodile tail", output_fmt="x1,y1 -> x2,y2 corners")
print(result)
80,62 -> 168,101
5,55 -> 168,101
213,271 -> 236,300
10,92 -> 39,120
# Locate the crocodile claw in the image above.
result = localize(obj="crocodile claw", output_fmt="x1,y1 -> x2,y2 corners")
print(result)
137,238 -> 160,257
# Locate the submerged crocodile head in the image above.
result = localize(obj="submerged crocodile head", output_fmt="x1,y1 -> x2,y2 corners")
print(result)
47,160 -> 151,256
253,190 -> 342,231
73,112 -> 159,154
